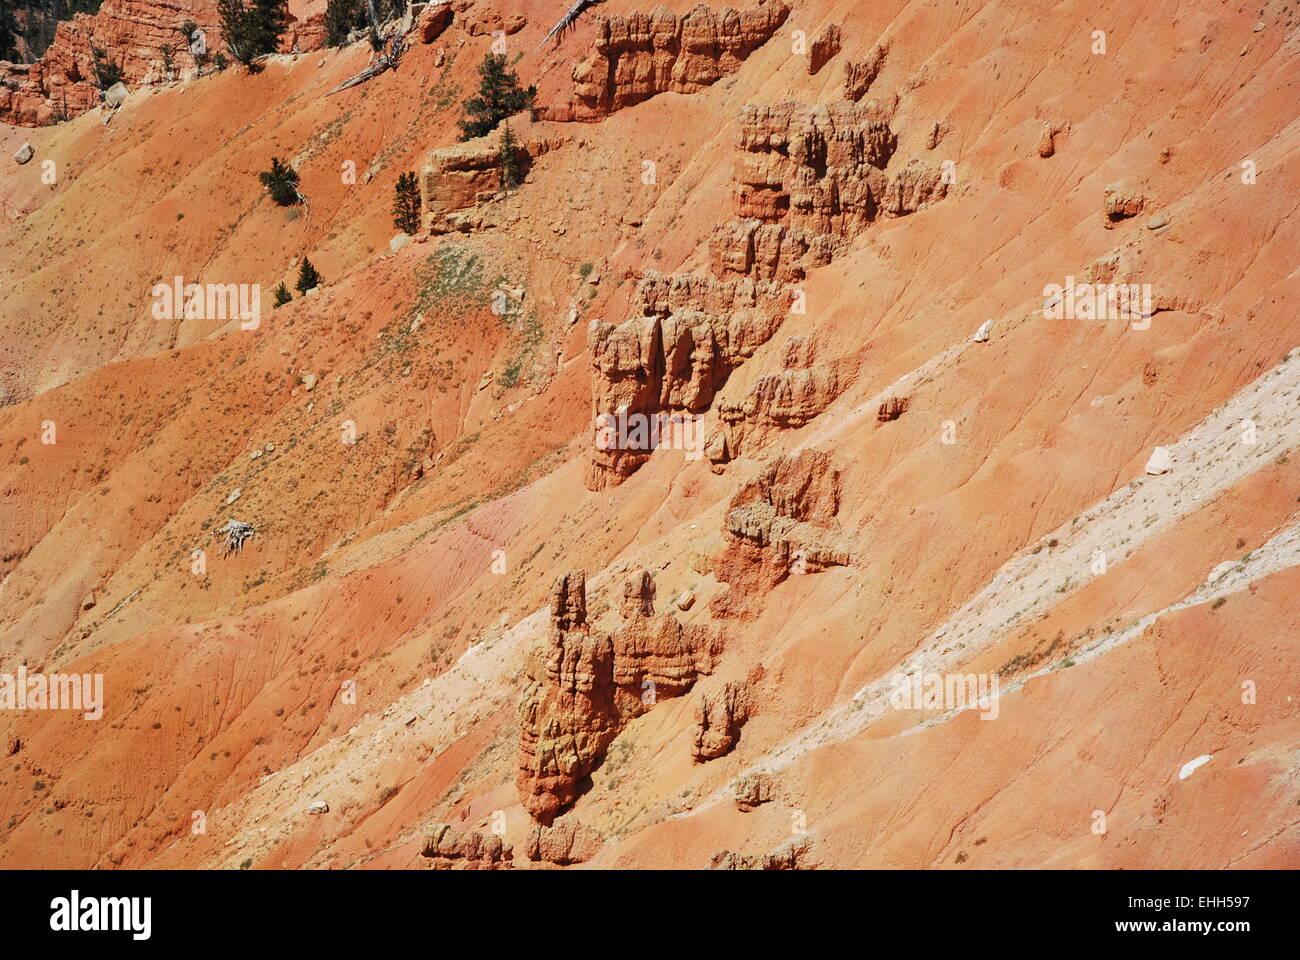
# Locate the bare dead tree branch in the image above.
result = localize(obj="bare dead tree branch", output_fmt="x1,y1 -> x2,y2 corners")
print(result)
537,0 -> 606,51
326,34 -> 405,96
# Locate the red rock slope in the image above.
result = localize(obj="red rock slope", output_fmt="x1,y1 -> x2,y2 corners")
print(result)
0,0 -> 1297,869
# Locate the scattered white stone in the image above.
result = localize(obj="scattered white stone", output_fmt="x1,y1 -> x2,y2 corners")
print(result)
1208,560 -> 1235,582
1146,212 -> 1170,231
226,487 -> 242,505
1178,754 -> 1212,780
307,800 -> 329,814
13,143 -> 34,165
390,232 -> 412,253
1144,446 -> 1173,475
103,82 -> 130,108
300,372 -> 317,391
973,320 -> 993,343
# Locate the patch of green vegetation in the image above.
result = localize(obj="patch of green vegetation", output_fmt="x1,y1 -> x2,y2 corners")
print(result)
406,244 -> 488,320
500,357 -> 524,388
998,630 -> 1065,677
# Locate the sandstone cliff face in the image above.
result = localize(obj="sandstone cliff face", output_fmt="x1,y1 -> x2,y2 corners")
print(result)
805,22 -> 840,75
877,395 -> 909,422
585,271 -> 786,489
525,819 -> 604,865
517,570 -> 718,823
419,125 -> 565,232
734,101 -> 896,232
1037,118 -> 1068,158
710,343 -> 852,467
878,157 -> 950,216
421,823 -> 513,869
417,2 -> 453,43
708,100 -> 949,281
714,362 -> 845,461
586,92 -> 946,486
0,0 -> 331,126
712,449 -> 851,616
1103,180 -> 1148,225
451,0 -> 525,38
280,10 -> 326,54
0,0 -> 223,125
420,138 -> 522,232
537,1 -> 789,122
516,571 -> 619,825
733,771 -> 773,810
710,837 -> 814,869
844,43 -> 887,101
692,679 -> 751,760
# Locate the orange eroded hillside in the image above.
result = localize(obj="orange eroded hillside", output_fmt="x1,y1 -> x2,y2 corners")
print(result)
0,0 -> 1297,870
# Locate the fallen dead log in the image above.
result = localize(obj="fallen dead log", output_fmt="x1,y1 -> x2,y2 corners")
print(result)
326,37 -> 406,96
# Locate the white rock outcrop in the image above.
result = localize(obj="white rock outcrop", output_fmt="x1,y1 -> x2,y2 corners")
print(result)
1144,446 -> 1172,475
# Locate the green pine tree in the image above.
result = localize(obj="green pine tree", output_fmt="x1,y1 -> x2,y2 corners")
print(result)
218,0 -> 287,65
90,44 -> 125,90
499,123 -> 521,190
273,282 -> 292,308
391,172 -> 422,234
0,4 -> 17,63
295,257 -> 322,294
324,0 -> 367,47
259,157 -> 300,206
458,53 -> 536,141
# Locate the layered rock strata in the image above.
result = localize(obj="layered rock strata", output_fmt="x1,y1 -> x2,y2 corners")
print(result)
517,570 -> 719,823
537,1 -> 790,122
